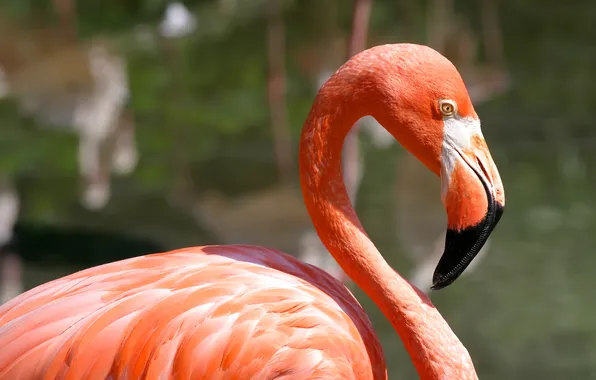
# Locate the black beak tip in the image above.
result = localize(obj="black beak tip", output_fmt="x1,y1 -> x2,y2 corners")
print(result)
430,276 -> 455,291
431,262 -> 464,290
431,201 -> 504,291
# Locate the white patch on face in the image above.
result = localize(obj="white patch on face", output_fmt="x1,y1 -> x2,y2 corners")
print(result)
440,116 -> 483,204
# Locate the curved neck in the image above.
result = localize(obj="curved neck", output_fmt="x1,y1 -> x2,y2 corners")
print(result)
299,77 -> 477,379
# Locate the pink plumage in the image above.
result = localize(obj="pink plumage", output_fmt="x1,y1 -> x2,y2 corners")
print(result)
0,245 -> 385,379
0,43 -> 506,379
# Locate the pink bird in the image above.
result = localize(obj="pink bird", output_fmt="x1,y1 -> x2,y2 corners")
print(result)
0,44 -> 505,379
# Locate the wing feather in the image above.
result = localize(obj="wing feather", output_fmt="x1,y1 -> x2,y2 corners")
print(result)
0,245 -> 386,379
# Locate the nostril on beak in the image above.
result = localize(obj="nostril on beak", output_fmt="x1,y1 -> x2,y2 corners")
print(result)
477,157 -> 490,182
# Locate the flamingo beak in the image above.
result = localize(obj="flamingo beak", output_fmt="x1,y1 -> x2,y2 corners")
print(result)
431,121 -> 505,290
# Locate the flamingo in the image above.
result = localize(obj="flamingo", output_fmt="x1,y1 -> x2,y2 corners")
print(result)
0,43 -> 504,379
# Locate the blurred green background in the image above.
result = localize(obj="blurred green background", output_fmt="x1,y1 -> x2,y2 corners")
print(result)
0,0 -> 595,378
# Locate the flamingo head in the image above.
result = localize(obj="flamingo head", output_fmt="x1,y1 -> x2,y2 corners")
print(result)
365,44 -> 505,290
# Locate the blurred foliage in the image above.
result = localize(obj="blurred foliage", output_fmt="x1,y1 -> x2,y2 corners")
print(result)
1,1 -> 596,379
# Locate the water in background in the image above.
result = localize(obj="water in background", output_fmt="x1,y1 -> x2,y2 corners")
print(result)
1,1 -> 595,378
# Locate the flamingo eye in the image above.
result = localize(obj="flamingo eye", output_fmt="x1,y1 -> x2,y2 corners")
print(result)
439,99 -> 457,117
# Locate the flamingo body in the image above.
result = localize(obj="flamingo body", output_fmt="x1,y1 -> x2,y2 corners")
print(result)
0,245 -> 385,379
0,43 -> 506,379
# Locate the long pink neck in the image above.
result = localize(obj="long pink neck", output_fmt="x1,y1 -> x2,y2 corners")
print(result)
299,69 -> 478,379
